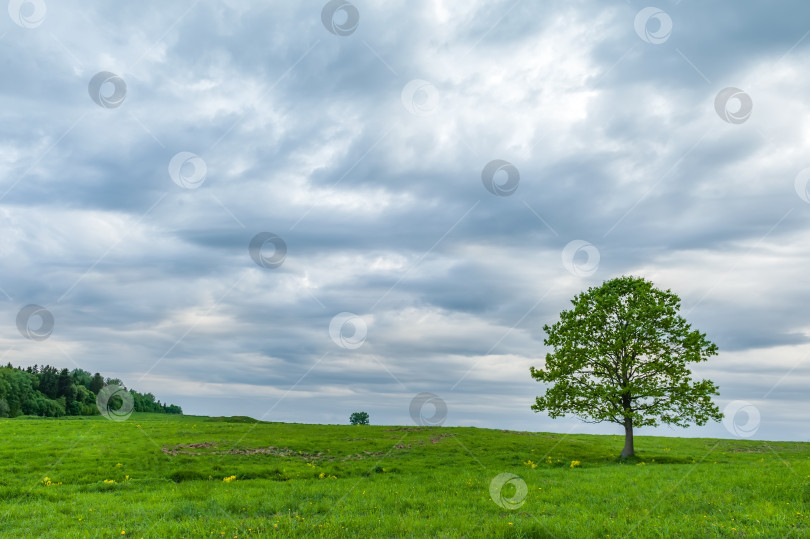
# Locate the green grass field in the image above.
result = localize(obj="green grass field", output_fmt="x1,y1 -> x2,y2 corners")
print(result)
0,413 -> 807,537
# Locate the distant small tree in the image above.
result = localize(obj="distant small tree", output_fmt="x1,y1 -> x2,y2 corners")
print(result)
530,276 -> 722,458
350,411 -> 369,425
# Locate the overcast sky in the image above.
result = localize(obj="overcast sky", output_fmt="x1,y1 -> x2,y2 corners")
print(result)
2,0 -> 809,442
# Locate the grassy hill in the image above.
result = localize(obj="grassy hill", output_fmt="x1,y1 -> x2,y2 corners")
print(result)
0,413 -> 807,537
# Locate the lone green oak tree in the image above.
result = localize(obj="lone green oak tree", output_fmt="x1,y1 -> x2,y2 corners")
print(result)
530,276 -> 723,458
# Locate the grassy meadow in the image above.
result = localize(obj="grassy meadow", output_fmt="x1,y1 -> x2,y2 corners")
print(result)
0,413 -> 807,537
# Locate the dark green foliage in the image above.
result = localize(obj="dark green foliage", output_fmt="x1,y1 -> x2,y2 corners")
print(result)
88,372 -> 104,394
350,411 -> 370,425
131,391 -> 182,414
0,364 -> 182,418
37,365 -> 59,399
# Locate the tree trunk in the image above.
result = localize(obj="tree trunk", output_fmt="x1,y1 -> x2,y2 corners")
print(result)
621,417 -> 635,458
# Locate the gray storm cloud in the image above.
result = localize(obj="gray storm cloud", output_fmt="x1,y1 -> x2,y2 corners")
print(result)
1,0 -> 810,441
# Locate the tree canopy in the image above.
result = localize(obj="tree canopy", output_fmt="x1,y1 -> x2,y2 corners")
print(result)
530,276 -> 722,457
0,363 -> 182,418
350,411 -> 370,425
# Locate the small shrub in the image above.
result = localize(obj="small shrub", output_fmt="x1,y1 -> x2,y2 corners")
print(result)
349,412 -> 369,425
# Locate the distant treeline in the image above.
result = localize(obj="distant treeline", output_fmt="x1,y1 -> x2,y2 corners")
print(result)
0,364 -> 182,418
